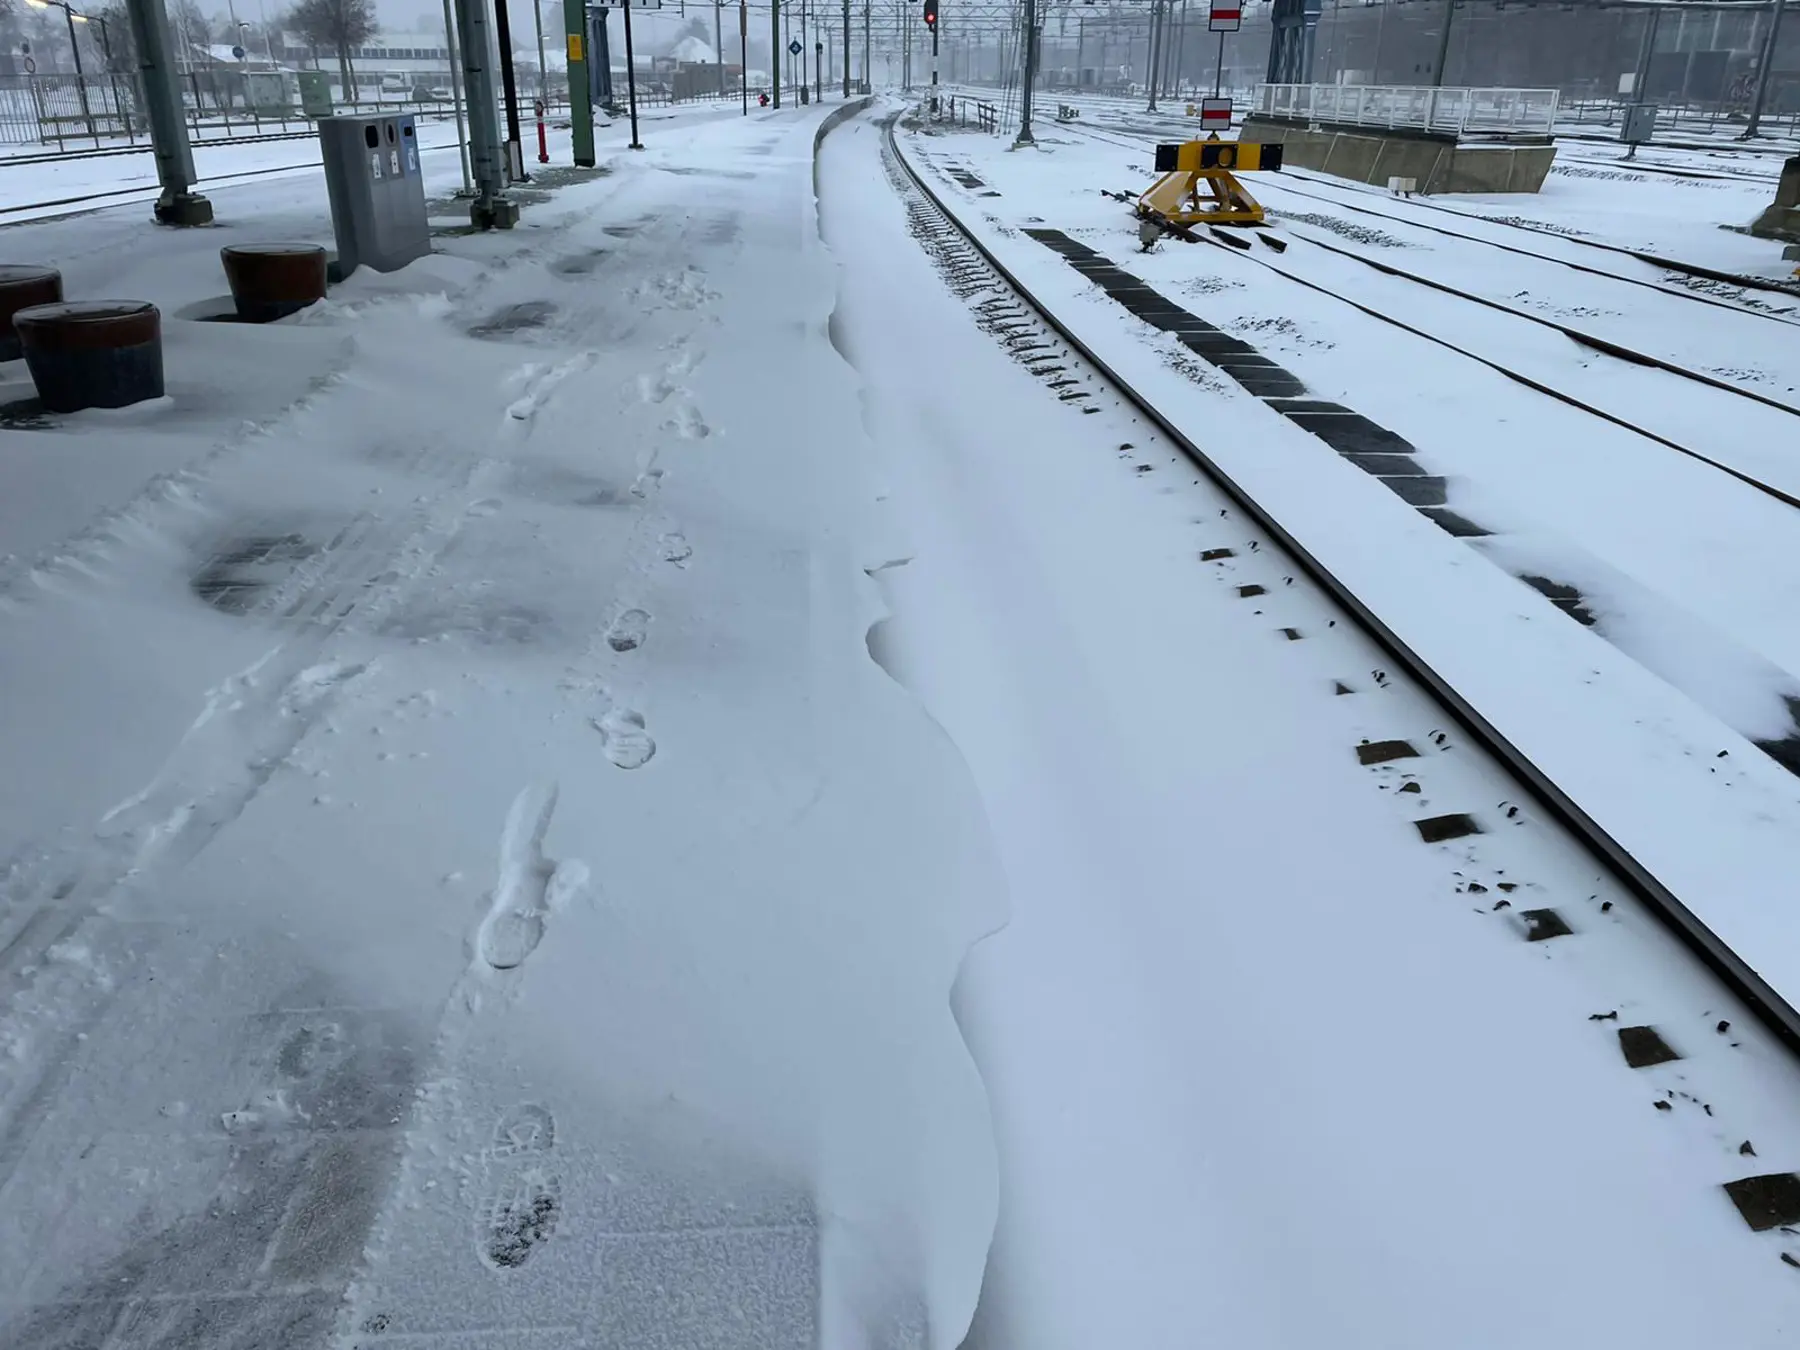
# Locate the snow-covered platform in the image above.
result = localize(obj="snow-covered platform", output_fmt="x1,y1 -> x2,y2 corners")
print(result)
0,104 -> 998,1348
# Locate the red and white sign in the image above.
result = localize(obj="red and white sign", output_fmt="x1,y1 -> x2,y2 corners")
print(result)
1199,97 -> 1233,129
1209,0 -> 1242,30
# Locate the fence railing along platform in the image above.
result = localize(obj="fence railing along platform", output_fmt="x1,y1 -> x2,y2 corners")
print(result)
1253,83 -> 1561,139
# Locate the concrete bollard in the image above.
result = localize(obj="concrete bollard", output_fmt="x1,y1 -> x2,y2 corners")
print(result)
0,265 -> 64,362
13,301 -> 164,413
220,243 -> 330,323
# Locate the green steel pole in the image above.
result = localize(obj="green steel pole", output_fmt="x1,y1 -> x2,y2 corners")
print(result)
564,0 -> 594,164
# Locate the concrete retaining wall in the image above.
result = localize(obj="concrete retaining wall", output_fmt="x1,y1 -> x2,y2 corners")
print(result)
1240,116 -> 1557,194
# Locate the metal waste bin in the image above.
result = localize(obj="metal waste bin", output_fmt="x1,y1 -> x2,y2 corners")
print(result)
318,113 -> 430,277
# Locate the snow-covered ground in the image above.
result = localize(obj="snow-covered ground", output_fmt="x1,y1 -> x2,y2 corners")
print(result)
824,109 -> 1800,1349
0,99 -> 1001,1347
1028,90 -> 1797,275
896,111 -> 1800,1090
11,86 -> 1800,1350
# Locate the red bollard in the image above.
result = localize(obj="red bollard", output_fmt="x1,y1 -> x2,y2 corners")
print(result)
535,98 -> 548,164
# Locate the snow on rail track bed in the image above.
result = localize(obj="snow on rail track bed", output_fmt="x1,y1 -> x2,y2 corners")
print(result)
1251,171 -> 1800,325
847,108 -> 1800,1347
894,106 -> 1800,1071
926,120 -> 1800,783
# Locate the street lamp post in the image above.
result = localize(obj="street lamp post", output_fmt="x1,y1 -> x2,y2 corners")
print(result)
88,12 -> 112,67
1015,0 -> 1036,144
530,0 -> 549,106
715,0 -> 726,96
66,6 -> 96,136
1145,0 -> 1162,111
27,0 -> 99,138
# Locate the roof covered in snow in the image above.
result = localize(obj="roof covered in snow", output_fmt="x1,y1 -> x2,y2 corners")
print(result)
667,35 -> 718,64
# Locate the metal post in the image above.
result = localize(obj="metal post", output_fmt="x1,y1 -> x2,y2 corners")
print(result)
622,0 -> 642,144
494,0 -> 526,178
1015,0 -> 1035,144
441,0 -> 472,193
565,0 -> 594,164
1746,0 -> 1789,137
1146,0 -> 1162,110
1631,4 -> 1661,107
843,0 -> 850,95
1162,0 -> 1179,95
62,5 -> 97,141
715,0 -> 726,94
930,4 -> 938,110
1173,0 -> 1190,101
456,0 -> 514,225
741,0 -> 749,111
772,0 -> 781,106
1431,0 -> 1453,87
123,0 -> 209,222
593,7 -> 616,110
1075,14 -> 1084,87
1213,28 -> 1223,97
531,0 -> 549,106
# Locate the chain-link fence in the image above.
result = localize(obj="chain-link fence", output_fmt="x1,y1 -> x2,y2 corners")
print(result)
0,67 -> 754,155
934,0 -> 1800,137
0,72 -> 141,147
0,72 -> 488,152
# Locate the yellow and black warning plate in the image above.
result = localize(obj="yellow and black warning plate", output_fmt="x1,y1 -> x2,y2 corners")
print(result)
1152,140 -> 1284,173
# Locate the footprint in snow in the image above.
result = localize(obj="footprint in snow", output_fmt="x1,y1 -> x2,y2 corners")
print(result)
592,707 -> 656,769
479,1103 -> 561,1271
504,351 -> 598,425
606,608 -> 650,652
663,404 -> 711,440
659,532 -> 692,566
483,1169 -> 562,1269
475,784 -> 589,971
491,1101 -> 555,1155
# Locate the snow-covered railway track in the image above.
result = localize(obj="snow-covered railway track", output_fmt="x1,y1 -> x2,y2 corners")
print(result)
1,128 -> 322,170
883,113 -> 1800,1074
1258,174 -> 1800,327
0,161 -> 326,223
1048,120 -> 1800,515
1062,118 -> 1800,313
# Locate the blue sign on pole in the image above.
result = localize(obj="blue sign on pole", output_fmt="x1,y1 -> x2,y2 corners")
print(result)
788,38 -> 803,55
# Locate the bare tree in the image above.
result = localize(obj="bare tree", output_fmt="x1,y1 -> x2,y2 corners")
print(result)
286,0 -> 375,98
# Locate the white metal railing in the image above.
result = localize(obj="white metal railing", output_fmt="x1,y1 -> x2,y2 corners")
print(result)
1253,83 -> 1560,139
